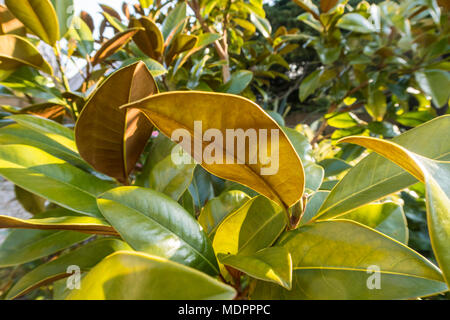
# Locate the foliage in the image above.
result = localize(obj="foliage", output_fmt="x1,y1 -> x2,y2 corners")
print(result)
0,0 -> 448,301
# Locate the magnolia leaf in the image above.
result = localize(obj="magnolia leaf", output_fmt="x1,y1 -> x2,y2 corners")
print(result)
129,17 -> 164,60
91,28 -> 141,66
0,211 -> 92,267
339,202 -> 409,244
5,0 -> 59,46
317,115 -> 450,220
148,146 -> 196,201
213,196 -> 286,259
97,186 -> 219,275
198,190 -> 251,237
67,16 -> 94,58
6,238 -> 130,299
50,0 -> 74,38
252,220 -> 447,299
123,91 -> 305,209
66,251 -> 236,300
299,69 -> 321,102
337,13 -> 376,33
339,135 -> 450,286
14,185 -> 46,215
219,246 -> 292,290
18,103 -> 66,121
75,62 -> 156,184
0,208 -> 116,235
415,70 -> 450,108
165,33 -> 198,66
161,1 -> 186,41
221,70 -> 253,95
0,144 -> 114,217
0,35 -> 53,75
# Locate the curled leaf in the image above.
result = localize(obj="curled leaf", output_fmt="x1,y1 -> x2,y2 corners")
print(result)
75,61 -> 157,184
123,91 -> 305,208
129,17 -> 164,60
91,28 -> 141,66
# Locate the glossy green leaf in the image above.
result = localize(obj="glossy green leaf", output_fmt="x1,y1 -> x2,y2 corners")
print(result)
251,220 -> 447,299
327,112 -> 359,129
0,35 -> 53,75
221,70 -> 253,94
339,202 -> 408,244
14,185 -> 45,214
188,166 -> 216,208
0,207 -> 116,235
299,69 -> 321,102
75,62 -> 156,184
219,246 -> 292,289
161,2 -> 186,40
0,144 -> 114,217
339,135 -> 450,286
97,186 -> 219,275
415,70 -> 450,108
5,0 -> 59,46
6,238 -> 130,299
318,158 -> 352,177
123,91 -> 305,209
148,145 -> 196,201
317,115 -> 450,220
250,14 -> 272,38
213,196 -> 286,259
66,251 -> 236,300
67,16 -> 94,57
337,13 -> 376,33
50,0 -> 73,38
198,190 -> 251,237
366,89 -> 387,121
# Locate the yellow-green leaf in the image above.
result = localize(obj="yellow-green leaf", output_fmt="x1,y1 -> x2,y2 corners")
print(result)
339,202 -> 408,244
219,246 -> 292,290
198,190 -> 251,237
0,208 -> 117,235
6,238 -> 130,299
339,135 -> 450,286
97,186 -> 219,275
0,34 -> 53,75
317,115 -> 450,220
66,251 -> 236,300
251,220 -> 447,299
0,144 -> 114,217
5,0 -> 59,46
213,196 -> 286,259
